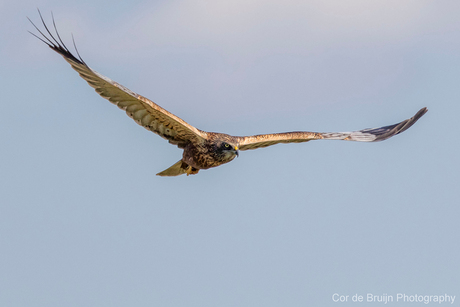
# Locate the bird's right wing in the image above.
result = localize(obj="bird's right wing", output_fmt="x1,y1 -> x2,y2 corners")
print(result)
29,11 -> 207,148
237,107 -> 427,151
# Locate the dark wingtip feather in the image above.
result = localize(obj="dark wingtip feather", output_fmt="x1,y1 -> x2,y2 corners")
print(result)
364,107 -> 428,141
28,9 -> 87,67
321,107 -> 428,142
71,33 -> 87,65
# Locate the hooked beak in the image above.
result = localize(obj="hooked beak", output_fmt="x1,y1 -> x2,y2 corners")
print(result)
235,146 -> 239,157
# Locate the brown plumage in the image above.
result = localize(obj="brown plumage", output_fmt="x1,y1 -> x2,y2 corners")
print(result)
29,12 -> 428,177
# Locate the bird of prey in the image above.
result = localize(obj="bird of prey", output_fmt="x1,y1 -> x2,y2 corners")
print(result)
29,12 -> 427,177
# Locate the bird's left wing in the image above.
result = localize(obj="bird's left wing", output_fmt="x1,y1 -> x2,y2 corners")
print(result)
236,107 -> 427,151
29,12 -> 207,149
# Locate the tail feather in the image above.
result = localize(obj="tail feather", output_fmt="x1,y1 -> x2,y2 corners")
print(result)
156,160 -> 188,177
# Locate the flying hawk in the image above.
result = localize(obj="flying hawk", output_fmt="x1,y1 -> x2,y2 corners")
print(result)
29,12 -> 428,177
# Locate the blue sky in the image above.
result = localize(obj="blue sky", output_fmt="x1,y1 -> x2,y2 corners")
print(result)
1,1 -> 459,306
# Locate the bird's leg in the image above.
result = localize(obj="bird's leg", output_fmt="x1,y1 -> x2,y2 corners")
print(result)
185,166 -> 199,176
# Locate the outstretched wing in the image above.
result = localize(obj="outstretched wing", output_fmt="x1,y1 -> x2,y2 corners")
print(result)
29,11 -> 207,148
237,107 -> 427,151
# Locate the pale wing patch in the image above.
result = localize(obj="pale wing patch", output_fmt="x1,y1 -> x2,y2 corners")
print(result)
321,131 -> 377,142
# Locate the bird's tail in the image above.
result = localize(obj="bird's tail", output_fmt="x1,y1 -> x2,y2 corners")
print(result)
156,160 -> 198,177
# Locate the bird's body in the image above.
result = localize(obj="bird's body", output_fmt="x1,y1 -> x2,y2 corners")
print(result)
29,11 -> 427,177
183,133 -> 239,170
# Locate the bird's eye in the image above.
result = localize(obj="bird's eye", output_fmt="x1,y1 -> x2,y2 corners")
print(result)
224,143 -> 230,148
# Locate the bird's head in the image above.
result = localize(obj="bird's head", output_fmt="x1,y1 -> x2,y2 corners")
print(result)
216,141 -> 239,161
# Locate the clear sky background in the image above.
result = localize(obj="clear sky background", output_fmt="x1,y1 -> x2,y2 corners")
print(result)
1,1 -> 459,306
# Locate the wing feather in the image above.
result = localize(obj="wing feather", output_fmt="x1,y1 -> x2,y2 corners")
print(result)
29,11 -> 207,148
237,132 -> 322,151
237,108 -> 427,151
